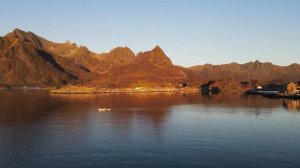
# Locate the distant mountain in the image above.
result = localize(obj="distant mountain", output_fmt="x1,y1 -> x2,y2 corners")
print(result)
0,28 -> 299,87
91,45 -> 198,87
189,61 -> 300,82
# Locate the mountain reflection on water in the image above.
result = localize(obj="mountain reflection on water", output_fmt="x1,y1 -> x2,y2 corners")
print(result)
283,99 -> 300,111
0,90 -> 296,124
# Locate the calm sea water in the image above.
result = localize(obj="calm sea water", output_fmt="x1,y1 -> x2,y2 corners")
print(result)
0,90 -> 300,168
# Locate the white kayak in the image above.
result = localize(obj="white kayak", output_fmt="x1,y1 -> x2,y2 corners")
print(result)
98,108 -> 111,111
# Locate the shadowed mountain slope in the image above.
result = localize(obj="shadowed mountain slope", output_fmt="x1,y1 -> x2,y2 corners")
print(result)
0,29 -> 89,86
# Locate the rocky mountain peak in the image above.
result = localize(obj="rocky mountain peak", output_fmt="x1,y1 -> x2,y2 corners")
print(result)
135,45 -> 173,67
109,46 -> 134,55
151,45 -> 165,55
103,46 -> 135,65
8,28 -> 43,48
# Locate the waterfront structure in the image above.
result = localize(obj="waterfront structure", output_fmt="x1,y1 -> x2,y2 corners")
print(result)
286,83 -> 300,94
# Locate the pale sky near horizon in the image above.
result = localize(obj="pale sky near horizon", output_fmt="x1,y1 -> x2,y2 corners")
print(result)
1,0 -> 299,67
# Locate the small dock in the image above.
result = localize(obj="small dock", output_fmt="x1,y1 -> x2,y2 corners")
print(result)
263,93 -> 300,99
245,82 -> 300,99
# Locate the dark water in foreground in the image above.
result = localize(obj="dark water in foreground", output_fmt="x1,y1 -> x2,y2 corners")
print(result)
0,90 -> 300,168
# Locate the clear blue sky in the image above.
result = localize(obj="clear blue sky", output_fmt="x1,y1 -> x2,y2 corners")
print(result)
1,0 -> 299,67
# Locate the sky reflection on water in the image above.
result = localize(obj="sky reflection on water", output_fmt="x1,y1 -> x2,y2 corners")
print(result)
0,90 -> 300,168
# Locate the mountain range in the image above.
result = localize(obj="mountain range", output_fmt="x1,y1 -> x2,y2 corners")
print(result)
0,29 -> 299,88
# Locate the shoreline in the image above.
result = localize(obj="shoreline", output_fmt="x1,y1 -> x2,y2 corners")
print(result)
0,87 -> 56,90
48,85 -> 247,94
49,86 -> 202,94
0,85 -> 245,94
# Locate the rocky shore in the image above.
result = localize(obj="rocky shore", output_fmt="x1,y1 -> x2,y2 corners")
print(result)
49,85 -> 202,94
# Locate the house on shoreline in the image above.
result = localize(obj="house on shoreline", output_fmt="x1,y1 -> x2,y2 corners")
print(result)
286,82 -> 300,94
